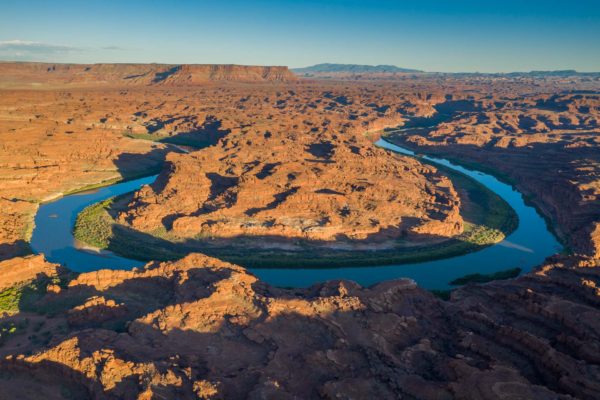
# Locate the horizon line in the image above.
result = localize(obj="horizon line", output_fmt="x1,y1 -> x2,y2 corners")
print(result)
1,59 -> 599,75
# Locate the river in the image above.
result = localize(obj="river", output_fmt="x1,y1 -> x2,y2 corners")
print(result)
30,139 -> 562,289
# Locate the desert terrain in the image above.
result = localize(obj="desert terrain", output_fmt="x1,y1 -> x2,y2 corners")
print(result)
385,91 -> 600,257
0,63 -> 599,399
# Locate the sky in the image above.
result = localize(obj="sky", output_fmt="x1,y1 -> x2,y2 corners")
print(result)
0,0 -> 599,72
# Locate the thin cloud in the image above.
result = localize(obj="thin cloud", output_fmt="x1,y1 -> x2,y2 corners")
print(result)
0,40 -> 132,61
0,40 -> 84,61
0,40 -> 82,53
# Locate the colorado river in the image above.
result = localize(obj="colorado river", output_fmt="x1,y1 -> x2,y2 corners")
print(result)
30,139 -> 562,289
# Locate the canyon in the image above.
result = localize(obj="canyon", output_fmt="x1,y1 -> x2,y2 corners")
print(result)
0,63 -> 599,399
385,92 -> 600,258
0,252 -> 599,399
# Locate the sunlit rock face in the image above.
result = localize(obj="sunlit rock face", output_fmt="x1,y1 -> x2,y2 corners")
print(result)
0,253 -> 599,399
1,62 -> 600,399
0,74 -> 442,258
0,62 -> 297,85
119,129 -> 463,247
387,93 -> 600,258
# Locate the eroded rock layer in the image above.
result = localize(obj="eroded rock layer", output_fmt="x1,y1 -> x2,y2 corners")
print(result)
0,254 -> 599,399
0,89 -> 169,259
119,131 -> 463,245
0,62 -> 297,86
0,79 -> 441,258
386,93 -> 600,257
1,65 -> 600,399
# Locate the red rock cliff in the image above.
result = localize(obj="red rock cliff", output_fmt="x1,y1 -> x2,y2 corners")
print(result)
0,62 -> 297,86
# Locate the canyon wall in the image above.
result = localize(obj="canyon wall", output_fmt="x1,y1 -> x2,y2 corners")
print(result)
386,93 -> 600,258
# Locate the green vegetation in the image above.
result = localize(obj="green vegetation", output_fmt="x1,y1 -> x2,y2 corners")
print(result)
449,267 -> 522,285
383,132 -> 567,252
0,320 -> 26,346
73,197 -> 115,248
430,267 -> 522,298
74,122 -> 519,269
0,273 -> 80,318
72,219 -> 517,269
62,177 -> 124,196
441,165 -> 518,241
0,286 -> 23,314
0,279 -> 51,315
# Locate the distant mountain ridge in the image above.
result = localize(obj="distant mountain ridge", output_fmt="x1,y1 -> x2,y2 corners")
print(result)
292,63 -> 423,74
1,62 -> 597,85
506,70 -> 600,77
292,64 -> 600,78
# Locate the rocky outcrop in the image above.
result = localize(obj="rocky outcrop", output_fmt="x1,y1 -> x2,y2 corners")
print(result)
387,93 -> 600,259
0,255 -> 61,291
0,88 -> 171,259
1,62 -> 600,399
154,64 -> 296,84
0,253 -> 599,399
119,130 -> 463,246
67,296 -> 128,327
0,79 -> 434,256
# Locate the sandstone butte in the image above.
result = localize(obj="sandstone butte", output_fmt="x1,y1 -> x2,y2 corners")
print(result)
0,62 -> 297,87
0,63 -> 599,399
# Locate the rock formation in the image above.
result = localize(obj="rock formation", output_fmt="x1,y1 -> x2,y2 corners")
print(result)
0,75 -> 453,258
0,62 -> 297,87
0,255 -> 62,291
0,63 -> 599,399
119,130 -> 463,247
0,89 -> 169,259
0,253 -> 599,399
386,93 -> 600,258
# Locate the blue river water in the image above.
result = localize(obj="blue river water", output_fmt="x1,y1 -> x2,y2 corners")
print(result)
30,139 -> 562,289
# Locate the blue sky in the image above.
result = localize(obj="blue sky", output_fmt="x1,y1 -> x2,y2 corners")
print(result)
1,0 -> 599,72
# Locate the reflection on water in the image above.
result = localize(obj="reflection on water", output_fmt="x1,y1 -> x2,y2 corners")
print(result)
30,140 -> 562,289
497,240 -> 534,253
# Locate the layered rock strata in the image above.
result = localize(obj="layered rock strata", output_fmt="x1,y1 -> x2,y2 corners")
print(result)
387,93 -> 600,257
119,131 -> 463,245
0,62 -> 297,86
0,253 -> 598,399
